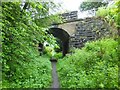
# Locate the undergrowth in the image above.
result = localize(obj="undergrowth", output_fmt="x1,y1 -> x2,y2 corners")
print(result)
57,38 -> 118,88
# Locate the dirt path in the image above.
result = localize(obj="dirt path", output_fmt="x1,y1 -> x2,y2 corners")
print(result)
51,61 -> 59,88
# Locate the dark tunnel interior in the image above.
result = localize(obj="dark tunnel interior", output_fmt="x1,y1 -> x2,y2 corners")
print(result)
48,28 -> 70,56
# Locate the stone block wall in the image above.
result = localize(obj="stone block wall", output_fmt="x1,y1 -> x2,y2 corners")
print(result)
61,11 -> 78,21
69,17 -> 110,48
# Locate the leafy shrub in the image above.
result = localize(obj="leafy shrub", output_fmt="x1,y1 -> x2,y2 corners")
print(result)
96,0 -> 120,29
2,47 -> 52,88
1,1 -> 61,88
57,38 -> 118,88
54,52 -> 63,59
44,45 -> 56,57
43,40 -> 61,58
96,7 -> 110,17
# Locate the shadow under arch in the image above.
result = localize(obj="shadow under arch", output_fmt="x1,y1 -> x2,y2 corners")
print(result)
49,27 -> 70,57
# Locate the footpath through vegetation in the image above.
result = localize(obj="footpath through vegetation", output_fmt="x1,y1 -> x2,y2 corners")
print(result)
1,0 -> 120,89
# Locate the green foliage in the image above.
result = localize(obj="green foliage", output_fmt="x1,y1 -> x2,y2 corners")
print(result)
1,1 -> 61,88
57,38 -> 118,88
44,45 -> 56,57
42,39 -> 62,58
2,55 -> 52,88
80,0 -> 108,11
96,0 -> 120,48
54,52 -> 63,59
96,0 -> 120,29
96,7 -> 110,17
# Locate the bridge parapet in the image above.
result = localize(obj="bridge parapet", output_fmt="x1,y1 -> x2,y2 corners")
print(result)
61,11 -> 78,22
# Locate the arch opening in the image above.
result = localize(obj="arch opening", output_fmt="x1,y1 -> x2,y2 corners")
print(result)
48,27 -> 70,56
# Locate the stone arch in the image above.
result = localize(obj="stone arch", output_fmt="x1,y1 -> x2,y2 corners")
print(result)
49,27 -> 70,56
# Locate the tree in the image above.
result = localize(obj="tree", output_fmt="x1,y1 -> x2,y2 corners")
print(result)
1,1 -> 62,88
79,0 -> 108,11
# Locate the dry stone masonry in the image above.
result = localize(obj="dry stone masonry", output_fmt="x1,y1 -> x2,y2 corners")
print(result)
61,11 -> 78,21
69,17 -> 110,48
52,11 -> 111,49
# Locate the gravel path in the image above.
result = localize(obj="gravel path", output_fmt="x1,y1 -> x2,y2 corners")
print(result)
51,61 -> 59,88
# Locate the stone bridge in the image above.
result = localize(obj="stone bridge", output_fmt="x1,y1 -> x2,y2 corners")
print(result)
49,11 -> 110,56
